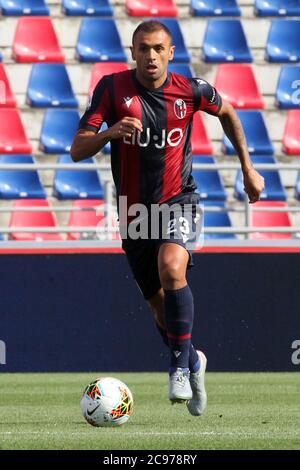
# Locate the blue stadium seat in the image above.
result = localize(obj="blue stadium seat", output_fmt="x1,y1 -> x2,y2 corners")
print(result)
54,154 -> 104,200
203,19 -> 253,63
0,0 -> 50,15
168,63 -> 195,78
0,154 -> 46,199
100,122 -> 111,154
40,109 -> 80,153
223,111 -> 274,155
255,0 -> 300,16
191,0 -> 241,16
62,0 -> 113,16
276,66 -> 300,109
160,19 -> 191,63
235,155 -> 287,201
266,20 -> 300,63
27,64 -> 78,108
202,201 -> 236,239
192,156 -> 227,201
77,18 -> 127,62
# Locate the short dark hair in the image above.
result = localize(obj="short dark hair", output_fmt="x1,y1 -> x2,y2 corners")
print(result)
132,20 -> 173,45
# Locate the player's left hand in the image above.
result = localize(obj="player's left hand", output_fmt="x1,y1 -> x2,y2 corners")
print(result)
243,167 -> 265,204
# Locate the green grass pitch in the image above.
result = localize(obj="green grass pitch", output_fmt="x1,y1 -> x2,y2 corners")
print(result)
0,372 -> 299,450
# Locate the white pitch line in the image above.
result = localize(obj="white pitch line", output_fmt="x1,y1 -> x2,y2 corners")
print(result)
1,430 -> 300,438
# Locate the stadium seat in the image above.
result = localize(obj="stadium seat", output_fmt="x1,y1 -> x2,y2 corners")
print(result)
0,0 -> 50,15
13,17 -> 65,63
0,64 -> 17,107
215,64 -> 265,109
40,109 -> 80,154
76,18 -> 127,62
192,156 -> 227,201
282,110 -> 300,155
266,20 -> 300,63
250,201 -> 293,239
0,154 -> 46,199
68,199 -> 104,240
0,109 -> 32,154
203,19 -> 253,63
202,201 -> 236,239
223,111 -> 274,155
234,155 -> 287,201
191,112 -> 214,154
68,199 -> 120,240
191,0 -> 241,16
62,0 -> 113,16
89,62 -> 130,95
160,19 -> 191,63
168,63 -> 195,78
125,0 -> 178,16
276,66 -> 300,109
9,199 -> 64,241
27,64 -> 78,108
255,0 -> 300,16
53,154 -> 104,200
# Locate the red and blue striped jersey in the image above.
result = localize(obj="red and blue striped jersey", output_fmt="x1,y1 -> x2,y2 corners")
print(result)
79,69 -> 222,207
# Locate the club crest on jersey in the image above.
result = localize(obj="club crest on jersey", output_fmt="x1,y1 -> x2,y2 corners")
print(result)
174,99 -> 187,119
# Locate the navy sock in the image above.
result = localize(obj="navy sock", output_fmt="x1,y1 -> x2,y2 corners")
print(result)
164,285 -> 195,369
155,322 -> 200,372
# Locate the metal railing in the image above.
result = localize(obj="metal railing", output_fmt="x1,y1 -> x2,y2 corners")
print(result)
0,161 -> 299,243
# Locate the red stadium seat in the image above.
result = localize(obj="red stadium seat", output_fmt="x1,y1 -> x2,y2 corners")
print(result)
0,64 -> 17,108
125,0 -> 178,17
215,64 -> 265,109
0,109 -> 32,154
250,201 -> 293,239
282,110 -> 300,155
191,112 -> 214,154
13,17 -> 65,63
89,62 -> 130,95
68,199 -> 120,240
9,199 -> 64,241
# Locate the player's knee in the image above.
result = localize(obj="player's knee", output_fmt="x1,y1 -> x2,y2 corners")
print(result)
159,259 -> 185,288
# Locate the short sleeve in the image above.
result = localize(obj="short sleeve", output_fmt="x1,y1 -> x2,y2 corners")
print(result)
79,76 -> 111,133
190,78 -> 222,116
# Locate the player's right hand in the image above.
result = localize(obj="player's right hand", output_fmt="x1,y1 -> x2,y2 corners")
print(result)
108,117 -> 143,140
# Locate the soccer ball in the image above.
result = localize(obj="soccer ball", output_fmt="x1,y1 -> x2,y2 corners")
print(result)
80,377 -> 133,427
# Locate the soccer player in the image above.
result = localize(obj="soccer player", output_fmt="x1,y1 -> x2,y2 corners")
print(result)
71,20 -> 265,415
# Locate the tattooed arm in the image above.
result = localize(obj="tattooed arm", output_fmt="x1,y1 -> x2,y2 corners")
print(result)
217,100 -> 265,203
